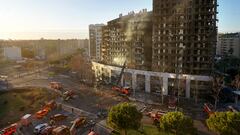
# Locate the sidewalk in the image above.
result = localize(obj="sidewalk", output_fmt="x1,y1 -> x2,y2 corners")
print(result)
56,102 -> 98,119
194,120 -> 216,135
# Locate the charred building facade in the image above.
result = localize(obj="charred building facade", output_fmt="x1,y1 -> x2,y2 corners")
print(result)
102,10 -> 153,70
94,0 -> 218,98
152,0 -> 218,76
101,26 -> 110,63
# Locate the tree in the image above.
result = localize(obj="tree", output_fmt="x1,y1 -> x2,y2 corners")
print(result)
231,74 -> 240,90
21,48 -> 34,58
69,54 -> 95,84
228,48 -> 234,55
160,112 -> 196,135
214,56 -> 240,73
212,75 -> 224,110
206,112 -> 240,135
107,102 -> 142,135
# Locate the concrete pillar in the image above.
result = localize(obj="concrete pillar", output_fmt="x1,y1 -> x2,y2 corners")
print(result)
186,79 -> 191,98
162,77 -> 168,95
94,66 -> 98,79
145,75 -> 151,93
132,73 -> 137,90
96,66 -> 102,81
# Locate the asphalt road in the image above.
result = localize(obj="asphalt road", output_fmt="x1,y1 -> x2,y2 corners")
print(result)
2,69 -> 124,135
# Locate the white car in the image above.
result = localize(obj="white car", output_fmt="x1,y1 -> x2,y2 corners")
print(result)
34,123 -> 48,134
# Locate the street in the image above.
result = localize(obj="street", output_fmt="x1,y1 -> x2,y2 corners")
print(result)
2,68 -> 125,135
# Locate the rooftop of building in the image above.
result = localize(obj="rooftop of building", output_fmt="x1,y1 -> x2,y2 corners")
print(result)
107,9 -> 152,24
219,33 -> 240,38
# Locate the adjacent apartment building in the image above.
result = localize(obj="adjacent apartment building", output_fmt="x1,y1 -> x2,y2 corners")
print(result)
89,24 -> 105,61
101,10 -> 153,70
217,33 -> 240,58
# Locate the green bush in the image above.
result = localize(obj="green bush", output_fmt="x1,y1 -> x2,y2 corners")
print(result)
206,112 -> 240,135
107,102 -> 142,135
160,112 -> 196,135
48,72 -> 56,77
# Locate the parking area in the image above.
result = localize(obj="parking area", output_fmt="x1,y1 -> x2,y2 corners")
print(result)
18,106 -> 97,135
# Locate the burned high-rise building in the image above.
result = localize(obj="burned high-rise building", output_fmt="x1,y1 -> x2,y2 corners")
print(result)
152,0 -> 218,75
94,0 -> 218,98
102,10 -> 153,70
100,0 -> 217,74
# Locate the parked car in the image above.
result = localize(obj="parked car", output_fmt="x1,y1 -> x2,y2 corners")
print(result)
34,123 -> 48,135
52,125 -> 70,135
20,114 -> 32,126
72,117 -> 86,128
50,114 -> 67,122
39,126 -> 54,135
0,123 -> 17,135
97,109 -> 108,118
35,109 -> 49,119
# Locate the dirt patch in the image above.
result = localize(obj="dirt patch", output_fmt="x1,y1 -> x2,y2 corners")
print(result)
0,88 -> 57,128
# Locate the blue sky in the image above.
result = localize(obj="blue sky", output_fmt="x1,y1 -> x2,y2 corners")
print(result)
0,0 -> 239,39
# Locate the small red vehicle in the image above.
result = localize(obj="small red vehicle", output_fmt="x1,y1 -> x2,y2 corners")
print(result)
112,86 -> 131,95
147,110 -> 167,124
0,123 -> 17,135
44,100 -> 57,110
35,109 -> 49,119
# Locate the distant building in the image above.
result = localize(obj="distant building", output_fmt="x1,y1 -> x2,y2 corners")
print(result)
78,39 -> 89,56
0,39 -> 89,61
217,33 -> 240,58
3,46 -> 22,60
0,45 -> 3,61
89,24 -> 105,61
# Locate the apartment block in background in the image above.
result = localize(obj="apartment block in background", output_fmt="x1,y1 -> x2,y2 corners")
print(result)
3,46 -> 22,60
217,33 -> 240,58
0,44 -> 3,61
0,39 -> 89,60
89,24 -> 105,61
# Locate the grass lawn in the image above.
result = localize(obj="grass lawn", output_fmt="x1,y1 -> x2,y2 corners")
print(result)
112,124 -> 172,135
0,88 -> 57,128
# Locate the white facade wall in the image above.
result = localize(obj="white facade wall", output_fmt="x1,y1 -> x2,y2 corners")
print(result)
92,62 -> 212,98
3,46 -> 22,60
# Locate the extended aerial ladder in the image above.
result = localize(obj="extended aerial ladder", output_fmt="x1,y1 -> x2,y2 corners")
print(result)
112,61 -> 131,95
116,61 -> 127,86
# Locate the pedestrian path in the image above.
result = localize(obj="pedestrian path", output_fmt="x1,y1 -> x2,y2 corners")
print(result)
194,120 -> 216,135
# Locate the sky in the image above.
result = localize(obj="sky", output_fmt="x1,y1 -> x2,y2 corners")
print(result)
0,0 -> 239,40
